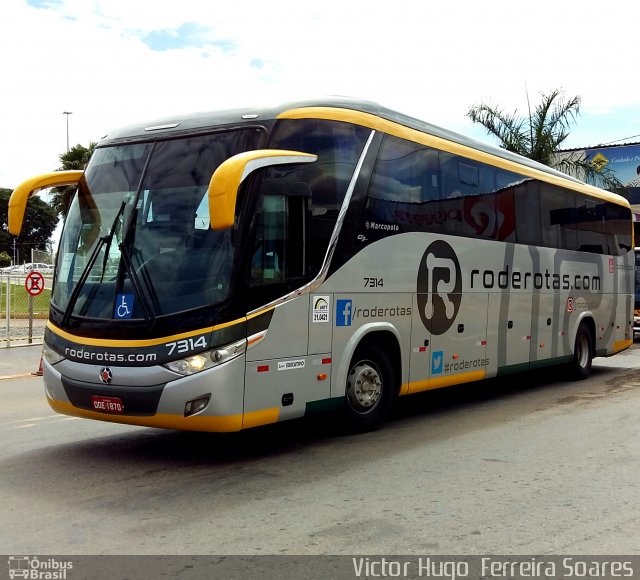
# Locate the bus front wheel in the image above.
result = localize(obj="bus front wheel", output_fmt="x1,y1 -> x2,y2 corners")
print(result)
340,344 -> 395,432
570,322 -> 593,380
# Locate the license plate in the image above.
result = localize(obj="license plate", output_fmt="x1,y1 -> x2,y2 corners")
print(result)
91,395 -> 125,414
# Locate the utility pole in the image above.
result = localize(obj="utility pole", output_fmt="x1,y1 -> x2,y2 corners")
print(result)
63,111 -> 72,151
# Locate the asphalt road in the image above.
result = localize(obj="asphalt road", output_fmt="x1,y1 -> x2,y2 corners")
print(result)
2,346 -> 640,556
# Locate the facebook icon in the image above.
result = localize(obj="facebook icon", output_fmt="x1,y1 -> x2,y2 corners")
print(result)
336,299 -> 353,326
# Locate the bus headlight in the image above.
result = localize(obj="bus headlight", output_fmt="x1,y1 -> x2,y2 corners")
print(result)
164,338 -> 247,375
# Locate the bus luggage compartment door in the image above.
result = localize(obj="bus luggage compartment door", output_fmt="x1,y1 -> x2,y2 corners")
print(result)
487,291 -> 533,376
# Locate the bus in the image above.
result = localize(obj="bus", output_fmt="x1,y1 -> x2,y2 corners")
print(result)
635,248 -> 640,337
633,215 -> 640,338
8,98 -> 634,433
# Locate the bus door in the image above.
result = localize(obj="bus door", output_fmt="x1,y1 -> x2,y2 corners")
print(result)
245,296 -> 329,427
614,250 -> 633,347
242,189 -> 330,426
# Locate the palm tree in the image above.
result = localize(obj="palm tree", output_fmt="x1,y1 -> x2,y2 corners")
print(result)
51,142 -> 96,217
467,89 -> 623,191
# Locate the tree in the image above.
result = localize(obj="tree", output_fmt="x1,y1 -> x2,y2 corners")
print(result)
50,142 -> 96,218
0,251 -> 11,268
467,88 -> 622,191
0,188 -> 58,264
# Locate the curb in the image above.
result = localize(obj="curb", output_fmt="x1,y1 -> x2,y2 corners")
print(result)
0,372 -> 37,381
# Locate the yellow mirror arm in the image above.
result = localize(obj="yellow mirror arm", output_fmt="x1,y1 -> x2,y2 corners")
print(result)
8,170 -> 84,235
208,150 -> 317,231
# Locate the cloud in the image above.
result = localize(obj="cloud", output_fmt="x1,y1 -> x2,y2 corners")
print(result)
2,0 -> 640,190
140,24 -> 232,52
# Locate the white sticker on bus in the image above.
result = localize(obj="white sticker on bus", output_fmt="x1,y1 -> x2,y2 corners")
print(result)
312,295 -> 330,323
277,360 -> 305,371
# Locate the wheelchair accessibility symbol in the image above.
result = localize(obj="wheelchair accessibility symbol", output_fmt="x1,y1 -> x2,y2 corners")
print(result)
114,293 -> 134,319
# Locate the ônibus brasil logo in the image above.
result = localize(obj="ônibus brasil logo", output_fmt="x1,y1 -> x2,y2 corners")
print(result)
416,240 -> 462,335
8,556 -> 73,580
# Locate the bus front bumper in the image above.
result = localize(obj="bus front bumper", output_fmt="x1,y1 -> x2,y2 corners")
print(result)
42,354 -> 261,433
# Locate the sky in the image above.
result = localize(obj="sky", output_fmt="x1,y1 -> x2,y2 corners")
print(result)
1,0 -> 640,191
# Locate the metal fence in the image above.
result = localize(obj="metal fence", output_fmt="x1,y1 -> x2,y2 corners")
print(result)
1,271 -> 49,347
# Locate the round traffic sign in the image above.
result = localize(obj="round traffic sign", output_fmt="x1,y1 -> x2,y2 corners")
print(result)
25,271 -> 45,296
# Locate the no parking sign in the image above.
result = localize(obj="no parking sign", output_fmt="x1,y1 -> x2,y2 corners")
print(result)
25,271 -> 45,296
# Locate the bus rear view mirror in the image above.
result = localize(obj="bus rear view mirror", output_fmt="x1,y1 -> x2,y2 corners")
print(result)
8,170 -> 83,235
207,149 -> 317,230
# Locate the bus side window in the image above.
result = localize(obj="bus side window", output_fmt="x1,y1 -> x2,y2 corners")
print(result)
541,185 -> 578,251
575,197 -> 608,254
605,202 -> 632,255
514,180 -> 542,246
251,195 -> 286,284
368,136 -> 439,203
249,190 -> 310,286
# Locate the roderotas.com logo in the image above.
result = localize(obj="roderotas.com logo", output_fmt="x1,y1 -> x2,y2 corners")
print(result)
416,240 -> 462,335
8,556 -> 73,579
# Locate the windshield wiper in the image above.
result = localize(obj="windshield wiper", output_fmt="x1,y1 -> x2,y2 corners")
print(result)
61,201 -> 155,326
118,242 -> 155,325
115,201 -> 156,325
61,203 -> 126,326
99,201 -> 125,283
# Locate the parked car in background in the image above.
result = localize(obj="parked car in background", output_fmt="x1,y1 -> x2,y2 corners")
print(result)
0,263 -> 54,275
0,264 -> 25,274
25,262 -> 54,275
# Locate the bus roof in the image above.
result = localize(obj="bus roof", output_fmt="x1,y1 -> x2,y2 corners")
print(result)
99,97 -> 629,208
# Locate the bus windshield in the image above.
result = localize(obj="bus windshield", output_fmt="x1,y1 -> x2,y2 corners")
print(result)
53,128 -> 261,320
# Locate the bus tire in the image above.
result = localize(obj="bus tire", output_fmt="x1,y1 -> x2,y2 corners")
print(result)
570,322 -> 593,380
340,344 -> 395,432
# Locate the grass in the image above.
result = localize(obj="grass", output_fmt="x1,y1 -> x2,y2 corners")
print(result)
0,281 -> 51,318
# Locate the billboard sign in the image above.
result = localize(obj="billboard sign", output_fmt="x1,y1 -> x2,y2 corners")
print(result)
586,143 -> 640,203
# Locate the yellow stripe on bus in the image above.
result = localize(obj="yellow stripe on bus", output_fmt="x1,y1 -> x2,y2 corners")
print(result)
46,307 -> 274,349
279,107 -> 629,208
47,398 -> 280,432
241,407 -> 280,429
612,338 -> 633,354
404,370 -> 487,394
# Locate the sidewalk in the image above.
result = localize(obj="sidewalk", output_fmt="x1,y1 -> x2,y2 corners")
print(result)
0,343 -> 43,379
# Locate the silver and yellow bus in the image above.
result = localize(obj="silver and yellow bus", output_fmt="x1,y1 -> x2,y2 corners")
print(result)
9,98 -> 634,432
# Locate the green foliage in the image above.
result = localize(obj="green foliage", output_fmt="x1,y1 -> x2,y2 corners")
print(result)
554,151 -> 624,193
1,141 -> 95,267
0,251 -> 11,268
467,88 -> 622,191
50,142 -> 97,218
0,281 -> 51,316
0,188 -> 58,263
468,88 -> 580,164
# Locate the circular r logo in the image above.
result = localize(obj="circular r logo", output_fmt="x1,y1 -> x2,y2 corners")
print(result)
417,240 -> 462,334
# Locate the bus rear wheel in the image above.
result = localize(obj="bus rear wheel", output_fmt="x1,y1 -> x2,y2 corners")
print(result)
340,344 -> 395,432
569,322 -> 593,380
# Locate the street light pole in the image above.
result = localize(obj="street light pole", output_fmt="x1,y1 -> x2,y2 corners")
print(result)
63,111 -> 72,151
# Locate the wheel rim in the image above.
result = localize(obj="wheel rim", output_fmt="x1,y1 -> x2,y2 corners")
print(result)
577,334 -> 590,368
346,360 -> 383,414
